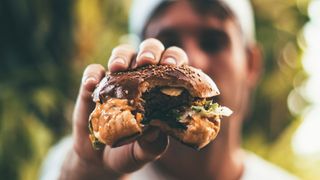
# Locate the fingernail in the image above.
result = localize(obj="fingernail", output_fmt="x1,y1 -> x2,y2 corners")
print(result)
139,51 -> 155,60
143,129 -> 160,143
163,57 -> 176,65
111,57 -> 126,65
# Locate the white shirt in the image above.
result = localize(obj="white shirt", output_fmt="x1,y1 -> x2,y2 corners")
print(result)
40,137 -> 298,180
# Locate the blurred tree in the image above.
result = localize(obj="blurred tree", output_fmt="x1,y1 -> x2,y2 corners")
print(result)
243,0 -> 316,179
244,0 -> 309,140
0,0 -> 75,179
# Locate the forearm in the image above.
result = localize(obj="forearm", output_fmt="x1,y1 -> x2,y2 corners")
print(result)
59,149 -> 122,180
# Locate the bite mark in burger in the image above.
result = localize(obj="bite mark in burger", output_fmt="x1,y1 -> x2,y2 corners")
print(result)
89,65 -> 232,150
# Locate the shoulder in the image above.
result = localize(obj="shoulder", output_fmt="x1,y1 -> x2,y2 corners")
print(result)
39,136 -> 73,180
242,151 -> 299,180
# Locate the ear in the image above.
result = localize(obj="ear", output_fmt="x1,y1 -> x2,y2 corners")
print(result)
246,44 -> 263,89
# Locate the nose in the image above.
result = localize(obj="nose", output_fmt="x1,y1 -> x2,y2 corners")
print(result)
183,38 -> 210,72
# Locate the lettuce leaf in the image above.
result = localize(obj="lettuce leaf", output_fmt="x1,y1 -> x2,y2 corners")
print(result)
191,100 -> 232,117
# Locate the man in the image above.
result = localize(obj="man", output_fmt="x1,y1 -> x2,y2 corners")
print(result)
41,0 -> 297,179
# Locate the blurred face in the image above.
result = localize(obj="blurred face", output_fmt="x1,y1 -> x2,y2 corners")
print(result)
144,1 -> 255,122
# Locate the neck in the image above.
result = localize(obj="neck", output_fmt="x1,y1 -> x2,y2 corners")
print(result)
156,120 -> 244,180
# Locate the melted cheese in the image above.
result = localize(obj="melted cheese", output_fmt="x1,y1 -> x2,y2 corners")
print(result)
89,98 -> 142,146
160,87 -> 183,96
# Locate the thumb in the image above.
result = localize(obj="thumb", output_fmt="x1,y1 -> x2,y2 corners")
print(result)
73,64 -> 105,157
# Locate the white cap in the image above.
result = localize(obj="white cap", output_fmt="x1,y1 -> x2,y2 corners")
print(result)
129,0 -> 256,45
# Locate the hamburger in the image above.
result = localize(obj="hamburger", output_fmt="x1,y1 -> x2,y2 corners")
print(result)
89,64 -> 232,150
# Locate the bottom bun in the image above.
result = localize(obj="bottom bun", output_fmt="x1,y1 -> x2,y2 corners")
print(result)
149,114 -> 220,149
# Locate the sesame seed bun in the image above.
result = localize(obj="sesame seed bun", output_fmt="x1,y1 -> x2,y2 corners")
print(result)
89,65 -> 223,149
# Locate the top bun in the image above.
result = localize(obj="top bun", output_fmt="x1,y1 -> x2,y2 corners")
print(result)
93,64 -> 220,102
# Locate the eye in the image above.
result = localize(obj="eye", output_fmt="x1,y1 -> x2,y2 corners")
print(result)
156,29 -> 182,48
199,29 -> 229,53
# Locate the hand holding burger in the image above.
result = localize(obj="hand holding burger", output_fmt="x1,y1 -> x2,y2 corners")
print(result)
65,39 -> 231,179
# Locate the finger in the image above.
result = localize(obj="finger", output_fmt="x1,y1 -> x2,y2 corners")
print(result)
73,64 -> 105,156
160,46 -> 189,66
136,38 -> 165,67
104,128 -> 169,173
108,44 -> 136,72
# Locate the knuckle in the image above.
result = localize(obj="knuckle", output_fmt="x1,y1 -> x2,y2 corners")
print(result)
137,39 -> 165,66
82,64 -> 105,87
109,45 -> 136,70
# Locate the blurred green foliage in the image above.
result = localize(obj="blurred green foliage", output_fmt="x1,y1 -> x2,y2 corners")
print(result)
244,1 -> 320,179
0,0 -> 318,179
246,0 -> 309,139
0,0 -> 75,179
